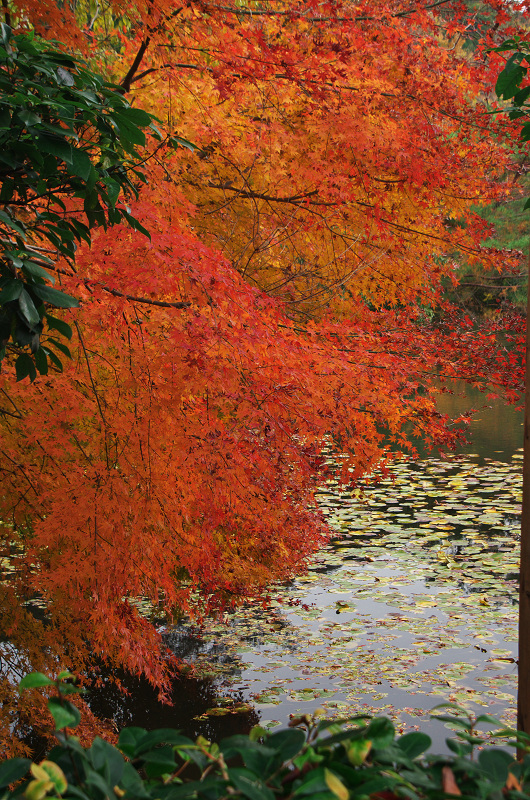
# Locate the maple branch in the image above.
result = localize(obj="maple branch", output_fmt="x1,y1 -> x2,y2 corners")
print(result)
166,39 -> 493,137
74,322 -> 109,439
206,183 -> 320,205
70,432 -> 94,465
0,406 -> 21,419
351,200 -> 484,255
202,0 -> 454,23
0,449 -> 43,511
202,177 -> 487,264
121,37 -> 152,93
131,63 -> 208,84
85,282 -> 192,310
0,389 -> 22,419
49,266 -> 193,310
120,6 -> 184,92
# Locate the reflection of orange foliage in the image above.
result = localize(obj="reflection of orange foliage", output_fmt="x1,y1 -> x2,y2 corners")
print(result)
1,0 -> 527,755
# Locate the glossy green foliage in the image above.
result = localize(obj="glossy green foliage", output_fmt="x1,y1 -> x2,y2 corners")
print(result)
4,676 -> 530,800
494,40 -> 530,107
0,25 -> 157,378
494,40 -> 530,160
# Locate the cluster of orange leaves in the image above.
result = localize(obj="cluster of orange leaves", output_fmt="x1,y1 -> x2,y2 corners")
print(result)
0,0 -> 528,755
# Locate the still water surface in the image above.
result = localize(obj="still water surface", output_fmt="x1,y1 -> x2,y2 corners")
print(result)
89,385 -> 524,753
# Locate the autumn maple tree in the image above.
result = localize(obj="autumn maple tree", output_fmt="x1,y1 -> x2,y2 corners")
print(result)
0,0 -> 528,755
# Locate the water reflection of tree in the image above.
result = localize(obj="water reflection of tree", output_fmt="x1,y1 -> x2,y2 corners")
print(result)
87,639 -> 260,741
433,381 -> 522,461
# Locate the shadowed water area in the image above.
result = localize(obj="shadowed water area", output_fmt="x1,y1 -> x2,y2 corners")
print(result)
89,384 -> 524,753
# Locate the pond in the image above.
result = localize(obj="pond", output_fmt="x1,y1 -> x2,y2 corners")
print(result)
88,383 -> 524,754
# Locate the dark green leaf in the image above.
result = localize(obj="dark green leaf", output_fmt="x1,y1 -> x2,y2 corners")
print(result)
0,22 -> 12,48
159,779 -> 223,800
0,279 -> 23,304
133,728 -> 190,756
117,727 -> 148,758
292,768 -> 332,797
44,347 -> 63,371
456,732 -> 486,745
170,136 -> 198,152
34,346 -> 48,375
102,176 -> 121,207
496,65 -> 526,100
122,210 -> 151,239
266,728 -> 306,760
84,769 -> 114,797
0,209 -> 25,234
22,260 -> 55,283
475,715 -> 503,727
89,737 -> 124,786
45,313 -> 72,339
31,283 -> 79,308
112,113 -> 146,148
57,682 -> 86,696
17,108 -> 41,127
57,786 -> 91,800
70,148 -> 92,180
446,738 -> 474,756
18,288 -> 41,326
220,736 -> 278,777
478,749 -> 513,783
520,122 -> 530,143
38,135 -> 73,164
496,52 -> 527,99
47,337 -> 71,358
513,85 -> 530,106
431,715 -> 472,731
142,746 -> 177,777
47,697 -> 81,730
228,767 -> 275,800
365,717 -> 396,749
141,745 -> 177,766
118,762 -> 151,799
0,758 -> 31,788
397,732 -> 431,760
119,106 -> 153,127
15,353 -> 36,382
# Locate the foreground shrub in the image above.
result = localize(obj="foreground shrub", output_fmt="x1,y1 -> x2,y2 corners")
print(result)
2,673 -> 530,800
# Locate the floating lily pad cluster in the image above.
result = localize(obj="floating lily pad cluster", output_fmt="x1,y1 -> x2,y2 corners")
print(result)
183,451 -> 521,741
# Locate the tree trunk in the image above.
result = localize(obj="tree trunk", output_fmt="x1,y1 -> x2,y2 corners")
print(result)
518,248 -> 530,735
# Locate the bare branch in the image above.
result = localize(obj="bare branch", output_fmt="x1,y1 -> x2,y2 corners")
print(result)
121,38 -> 152,93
